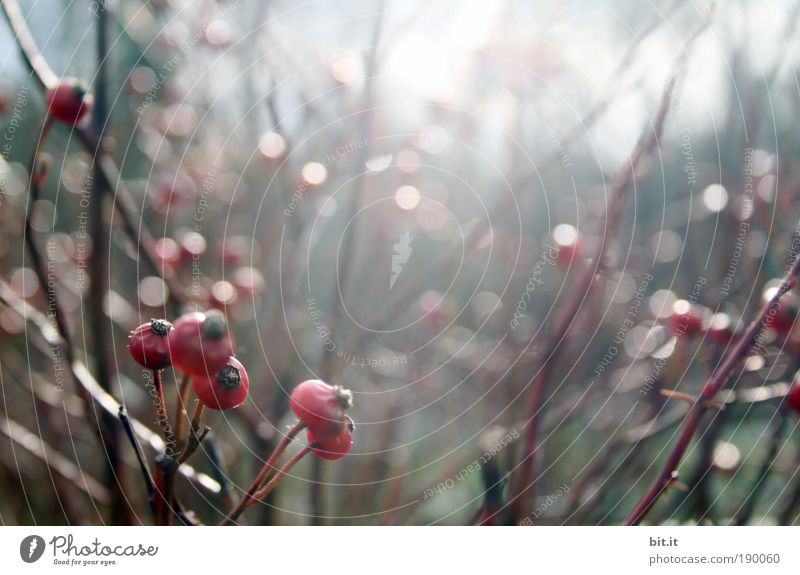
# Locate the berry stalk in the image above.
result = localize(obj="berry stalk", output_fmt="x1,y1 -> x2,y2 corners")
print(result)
151,369 -> 172,446
220,420 -> 306,525
251,445 -> 314,503
173,373 -> 192,452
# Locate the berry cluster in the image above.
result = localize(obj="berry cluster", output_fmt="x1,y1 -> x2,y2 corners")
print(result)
128,312 -> 355,525
290,379 -> 354,460
128,311 -> 246,410
662,289 -> 800,417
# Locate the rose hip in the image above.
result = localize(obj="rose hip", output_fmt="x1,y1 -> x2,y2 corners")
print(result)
128,319 -> 173,369
308,417 -> 354,460
290,379 -> 353,438
192,356 -> 249,411
168,310 -> 235,377
668,300 -> 704,336
44,78 -> 93,125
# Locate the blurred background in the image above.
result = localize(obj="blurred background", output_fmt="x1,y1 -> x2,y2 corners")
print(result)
2,0 -> 800,526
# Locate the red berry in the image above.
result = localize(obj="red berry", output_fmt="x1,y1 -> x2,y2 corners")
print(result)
44,79 -> 93,125
191,356 -> 249,410
128,319 -> 173,369
787,384 -> 800,414
668,300 -> 704,336
768,290 -> 799,336
706,313 -> 734,345
308,417 -> 353,460
168,311 -> 235,377
290,379 -> 353,438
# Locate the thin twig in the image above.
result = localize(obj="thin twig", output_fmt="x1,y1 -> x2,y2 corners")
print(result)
625,238 -> 800,524
204,434 -> 234,510
220,420 -> 305,525
247,445 -> 313,510
507,55 -> 690,522
178,424 -> 210,466
520,0 -> 687,172
151,370 -> 172,444
190,401 -> 205,432
173,373 -> 191,451
118,407 -> 156,517
22,114 -> 115,456
88,2 -> 130,524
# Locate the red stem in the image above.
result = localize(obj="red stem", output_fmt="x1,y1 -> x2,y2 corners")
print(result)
624,245 -> 800,525
252,445 -> 313,502
220,420 -> 306,525
507,66 -> 683,522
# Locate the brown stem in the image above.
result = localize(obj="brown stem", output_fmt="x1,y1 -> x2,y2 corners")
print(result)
625,243 -> 800,525
660,389 -> 697,405
190,401 -> 205,434
152,456 -> 179,526
178,426 -> 210,466
88,1 -> 130,525
151,370 -> 172,447
150,370 -> 181,524
177,401 -> 207,465
22,114 -> 122,461
220,420 -> 305,525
